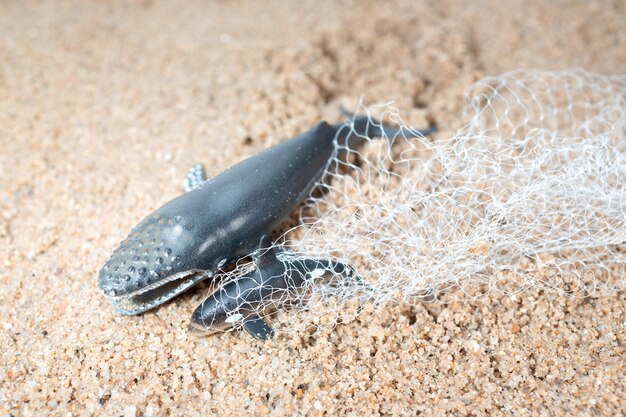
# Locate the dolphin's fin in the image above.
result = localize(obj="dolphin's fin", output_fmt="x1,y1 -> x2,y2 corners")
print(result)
256,235 -> 273,251
183,163 -> 206,192
242,315 -> 275,340
253,236 -> 284,268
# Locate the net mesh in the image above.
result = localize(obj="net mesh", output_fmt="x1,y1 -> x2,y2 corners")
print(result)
201,69 -> 626,335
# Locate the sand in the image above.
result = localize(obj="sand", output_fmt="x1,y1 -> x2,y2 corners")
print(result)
1,1 -> 625,416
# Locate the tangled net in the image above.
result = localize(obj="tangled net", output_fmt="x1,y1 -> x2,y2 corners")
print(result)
212,69 -> 626,335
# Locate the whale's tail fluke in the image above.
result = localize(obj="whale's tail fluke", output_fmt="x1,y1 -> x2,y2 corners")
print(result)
334,104 -> 436,149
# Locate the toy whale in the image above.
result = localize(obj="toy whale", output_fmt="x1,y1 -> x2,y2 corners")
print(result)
98,114 -> 434,338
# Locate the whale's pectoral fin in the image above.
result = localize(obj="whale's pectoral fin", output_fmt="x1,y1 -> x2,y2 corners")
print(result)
242,314 -> 275,340
183,163 -> 207,192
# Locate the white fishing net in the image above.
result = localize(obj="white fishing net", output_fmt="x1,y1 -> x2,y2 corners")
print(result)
204,69 -> 626,336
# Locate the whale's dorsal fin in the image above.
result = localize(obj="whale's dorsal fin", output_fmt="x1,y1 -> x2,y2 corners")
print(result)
242,315 -> 275,340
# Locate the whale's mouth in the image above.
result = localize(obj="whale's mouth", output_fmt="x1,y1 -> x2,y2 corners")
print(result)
108,269 -> 212,315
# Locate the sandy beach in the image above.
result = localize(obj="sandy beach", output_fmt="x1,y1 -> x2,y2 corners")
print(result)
1,1 -> 625,415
